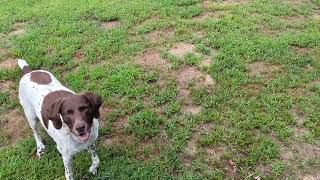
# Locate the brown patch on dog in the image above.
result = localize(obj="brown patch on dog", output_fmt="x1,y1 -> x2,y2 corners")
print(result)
0,110 -> 31,145
30,71 -> 52,85
22,66 -> 32,75
101,20 -> 120,30
147,28 -> 173,43
0,58 -> 16,69
247,61 -> 282,80
9,22 -> 26,36
170,43 -> 195,58
74,49 -> 84,60
136,49 -> 171,71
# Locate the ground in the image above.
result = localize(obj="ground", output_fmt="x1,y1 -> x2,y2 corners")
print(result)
1,0 -> 320,179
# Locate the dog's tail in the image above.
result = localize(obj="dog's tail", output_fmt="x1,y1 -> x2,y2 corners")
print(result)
17,59 -> 32,75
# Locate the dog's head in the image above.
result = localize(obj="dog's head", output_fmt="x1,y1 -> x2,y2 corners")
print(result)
47,92 -> 102,141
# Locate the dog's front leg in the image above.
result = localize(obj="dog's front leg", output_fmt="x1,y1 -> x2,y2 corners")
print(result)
87,143 -> 100,175
62,155 -> 74,180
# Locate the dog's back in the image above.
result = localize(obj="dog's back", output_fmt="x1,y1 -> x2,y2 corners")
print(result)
18,59 -> 73,123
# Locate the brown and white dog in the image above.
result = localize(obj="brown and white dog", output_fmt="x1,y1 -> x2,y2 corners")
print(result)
17,59 -> 102,180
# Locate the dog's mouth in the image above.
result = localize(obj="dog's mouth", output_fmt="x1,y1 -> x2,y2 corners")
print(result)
78,131 -> 91,141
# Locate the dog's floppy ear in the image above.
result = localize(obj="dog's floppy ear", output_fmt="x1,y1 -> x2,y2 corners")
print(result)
83,92 -> 102,118
47,98 -> 64,129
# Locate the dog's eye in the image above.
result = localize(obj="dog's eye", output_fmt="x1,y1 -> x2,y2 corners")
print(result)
79,106 -> 88,111
66,109 -> 74,114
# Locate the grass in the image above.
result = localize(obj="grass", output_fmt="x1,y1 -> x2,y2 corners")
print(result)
1,0 -> 320,179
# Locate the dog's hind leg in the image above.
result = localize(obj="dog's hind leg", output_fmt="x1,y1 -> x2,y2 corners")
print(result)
23,106 -> 45,158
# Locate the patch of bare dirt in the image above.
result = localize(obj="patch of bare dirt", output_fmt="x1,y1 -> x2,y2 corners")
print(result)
260,26 -> 282,36
202,0 -> 211,8
9,22 -> 26,36
241,82 -> 265,91
290,105 -> 305,125
0,80 -> 14,92
205,145 -> 226,159
181,105 -> 201,115
192,11 -> 225,21
184,123 -> 213,156
0,48 -> 9,55
176,66 -> 215,114
104,133 -> 134,146
0,58 -> 17,69
292,126 -> 309,138
170,42 -> 195,58
288,87 -> 305,97
292,142 -> 320,159
292,46 -> 310,54
199,57 -> 212,67
185,134 -> 198,156
247,61 -> 282,79
135,49 -> 171,71
306,78 -> 320,88
177,66 -> 215,89
73,49 -> 84,60
0,110 -> 31,145
312,9 -> 320,19
279,139 -> 320,162
113,116 -> 128,129
280,15 -> 306,25
147,28 -> 173,43
301,174 -> 320,180
305,64 -> 314,72
219,0 -> 247,5
286,0 -> 309,5
101,20 -> 120,30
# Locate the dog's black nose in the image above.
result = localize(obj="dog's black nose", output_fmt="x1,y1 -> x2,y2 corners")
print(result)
75,124 -> 86,134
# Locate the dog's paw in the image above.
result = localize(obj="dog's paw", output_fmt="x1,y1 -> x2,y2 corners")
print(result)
36,146 -> 45,158
89,165 -> 98,175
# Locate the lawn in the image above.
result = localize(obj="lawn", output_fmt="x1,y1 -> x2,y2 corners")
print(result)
1,0 -> 320,179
